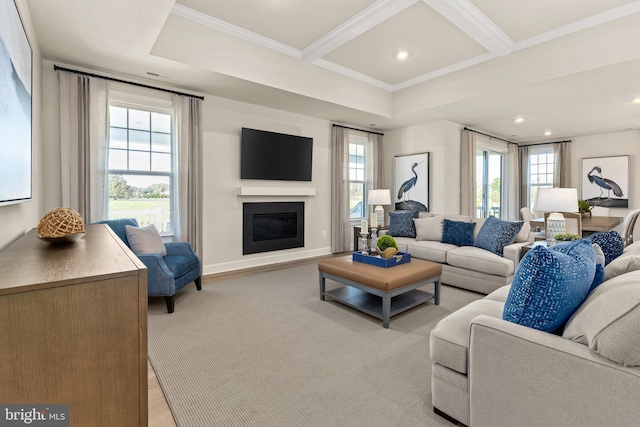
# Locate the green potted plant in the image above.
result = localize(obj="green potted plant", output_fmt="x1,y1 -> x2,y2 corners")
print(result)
376,235 -> 398,259
554,232 -> 581,241
578,199 -> 592,217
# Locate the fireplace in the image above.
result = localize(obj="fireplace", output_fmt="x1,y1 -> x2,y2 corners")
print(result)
243,202 -> 304,255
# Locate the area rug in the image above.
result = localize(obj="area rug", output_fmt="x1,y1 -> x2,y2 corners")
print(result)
147,261 -> 480,427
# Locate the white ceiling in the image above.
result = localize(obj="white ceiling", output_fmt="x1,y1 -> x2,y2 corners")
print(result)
25,0 -> 640,142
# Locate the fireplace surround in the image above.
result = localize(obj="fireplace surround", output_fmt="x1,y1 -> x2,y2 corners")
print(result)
243,202 -> 304,255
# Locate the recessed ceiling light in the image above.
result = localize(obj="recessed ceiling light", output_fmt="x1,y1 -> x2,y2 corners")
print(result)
514,117 -> 524,123
544,131 -> 552,136
396,51 -> 409,60
633,98 -> 640,104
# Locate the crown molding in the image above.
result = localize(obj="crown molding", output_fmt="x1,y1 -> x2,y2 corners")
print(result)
301,0 -> 420,62
313,59 -> 393,91
514,0 -> 640,52
422,0 -> 514,56
171,4 -> 302,59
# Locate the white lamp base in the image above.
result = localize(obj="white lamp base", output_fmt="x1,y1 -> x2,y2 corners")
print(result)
546,212 -> 566,246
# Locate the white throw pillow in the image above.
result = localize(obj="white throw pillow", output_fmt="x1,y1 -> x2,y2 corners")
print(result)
413,216 -> 444,241
125,224 -> 167,256
563,270 -> 640,367
513,221 -> 531,243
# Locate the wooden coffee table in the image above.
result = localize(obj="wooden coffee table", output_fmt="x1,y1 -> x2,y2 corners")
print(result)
318,256 -> 442,328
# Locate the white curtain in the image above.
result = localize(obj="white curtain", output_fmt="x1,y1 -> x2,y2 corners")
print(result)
331,127 -> 350,253
460,129 -> 476,217
173,95 -> 203,258
504,142 -> 520,220
58,71 -> 109,223
367,132 -> 384,213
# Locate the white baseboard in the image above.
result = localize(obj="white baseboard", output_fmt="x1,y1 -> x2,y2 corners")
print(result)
203,247 -> 332,275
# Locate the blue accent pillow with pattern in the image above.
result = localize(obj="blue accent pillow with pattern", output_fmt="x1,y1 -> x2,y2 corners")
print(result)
441,219 -> 475,246
503,239 -> 595,332
388,210 -> 419,238
474,216 -> 524,256
587,231 -> 623,265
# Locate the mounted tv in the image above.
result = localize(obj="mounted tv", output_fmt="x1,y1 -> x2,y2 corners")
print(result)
241,128 -> 313,181
0,0 -> 32,205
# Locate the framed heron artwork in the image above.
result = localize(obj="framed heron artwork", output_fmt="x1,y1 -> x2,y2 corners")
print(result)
394,152 -> 429,211
581,155 -> 629,208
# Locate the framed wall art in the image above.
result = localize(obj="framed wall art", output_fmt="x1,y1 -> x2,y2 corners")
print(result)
0,0 -> 32,205
581,155 -> 629,208
394,152 -> 429,211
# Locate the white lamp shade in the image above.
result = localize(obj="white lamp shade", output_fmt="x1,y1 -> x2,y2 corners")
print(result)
534,188 -> 579,213
368,189 -> 391,206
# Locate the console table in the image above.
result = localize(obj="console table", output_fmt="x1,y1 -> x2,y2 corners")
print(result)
530,215 -> 623,237
0,225 -> 148,426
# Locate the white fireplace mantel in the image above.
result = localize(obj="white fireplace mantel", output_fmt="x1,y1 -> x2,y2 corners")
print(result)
236,187 -> 316,197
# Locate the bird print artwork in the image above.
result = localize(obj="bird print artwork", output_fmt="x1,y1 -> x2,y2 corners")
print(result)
395,154 -> 429,211
582,157 -> 628,208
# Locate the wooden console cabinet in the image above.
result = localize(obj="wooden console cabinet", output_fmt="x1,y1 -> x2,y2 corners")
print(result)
0,224 -> 148,426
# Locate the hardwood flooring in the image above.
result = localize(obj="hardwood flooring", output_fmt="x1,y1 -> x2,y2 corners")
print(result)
147,253 -> 345,425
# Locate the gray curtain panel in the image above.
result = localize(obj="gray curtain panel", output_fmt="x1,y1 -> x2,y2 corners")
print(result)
505,142 -> 520,220
58,70 -> 109,223
460,129 -> 476,217
554,141 -> 571,187
173,95 -> 203,259
518,144 -> 531,209
331,126 -> 350,253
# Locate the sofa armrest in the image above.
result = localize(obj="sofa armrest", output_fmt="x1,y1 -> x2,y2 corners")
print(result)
469,315 -> 640,427
136,253 -> 175,295
502,241 -> 530,269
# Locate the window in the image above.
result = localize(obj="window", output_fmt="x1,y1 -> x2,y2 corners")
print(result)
529,146 -> 555,208
349,135 -> 367,219
107,102 -> 174,235
475,149 -> 503,218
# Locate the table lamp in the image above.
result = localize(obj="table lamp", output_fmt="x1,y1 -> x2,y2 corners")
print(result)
368,189 -> 391,228
534,188 -> 579,245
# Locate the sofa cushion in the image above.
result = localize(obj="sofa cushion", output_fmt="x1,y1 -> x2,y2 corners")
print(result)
623,240 -> 640,253
389,210 -> 419,238
485,285 -> 511,303
502,239 -> 595,332
413,216 -> 444,241
430,299 -> 504,374
447,246 -> 514,277
588,231 -> 623,265
405,240 -> 456,264
473,216 -> 523,256
514,221 -> 531,243
125,224 -> 167,256
563,270 -> 640,367
604,253 -> 640,281
441,219 -> 475,246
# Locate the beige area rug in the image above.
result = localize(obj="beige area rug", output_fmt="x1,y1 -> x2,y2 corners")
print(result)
147,261 -> 480,427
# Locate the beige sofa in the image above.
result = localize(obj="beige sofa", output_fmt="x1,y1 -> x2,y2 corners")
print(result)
429,241 -> 640,426
387,214 -> 533,295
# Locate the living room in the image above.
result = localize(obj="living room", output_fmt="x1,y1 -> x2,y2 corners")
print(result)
2,1 -> 640,426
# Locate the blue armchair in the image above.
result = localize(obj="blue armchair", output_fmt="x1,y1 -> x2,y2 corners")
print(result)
95,218 -> 202,313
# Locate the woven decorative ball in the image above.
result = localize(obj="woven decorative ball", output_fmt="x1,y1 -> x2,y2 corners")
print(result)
38,208 -> 85,238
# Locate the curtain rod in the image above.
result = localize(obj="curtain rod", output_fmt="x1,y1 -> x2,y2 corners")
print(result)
332,123 -> 384,136
54,65 -> 205,100
463,127 -> 516,145
520,140 -> 572,147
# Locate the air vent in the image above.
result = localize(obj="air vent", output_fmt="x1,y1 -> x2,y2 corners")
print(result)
146,72 -> 160,77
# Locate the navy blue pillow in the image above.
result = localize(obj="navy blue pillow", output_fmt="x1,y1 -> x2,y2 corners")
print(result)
474,216 -> 524,256
388,210 -> 419,238
503,239 -> 595,332
588,231 -> 623,265
441,219 -> 475,246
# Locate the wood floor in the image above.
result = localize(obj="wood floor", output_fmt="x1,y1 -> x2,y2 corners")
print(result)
147,253 -> 344,425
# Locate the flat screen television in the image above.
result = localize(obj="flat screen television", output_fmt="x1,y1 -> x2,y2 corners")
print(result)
241,128 -> 313,181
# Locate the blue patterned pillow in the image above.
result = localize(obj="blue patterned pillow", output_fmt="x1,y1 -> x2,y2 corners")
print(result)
588,231 -> 623,265
473,216 -> 524,256
503,239 -> 595,332
441,219 -> 475,246
388,211 -> 418,238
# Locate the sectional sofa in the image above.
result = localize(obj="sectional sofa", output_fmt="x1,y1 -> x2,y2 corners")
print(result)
430,237 -> 640,426
385,213 -> 534,295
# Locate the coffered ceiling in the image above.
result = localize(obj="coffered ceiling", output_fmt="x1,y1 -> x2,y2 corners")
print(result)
26,0 -> 640,142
